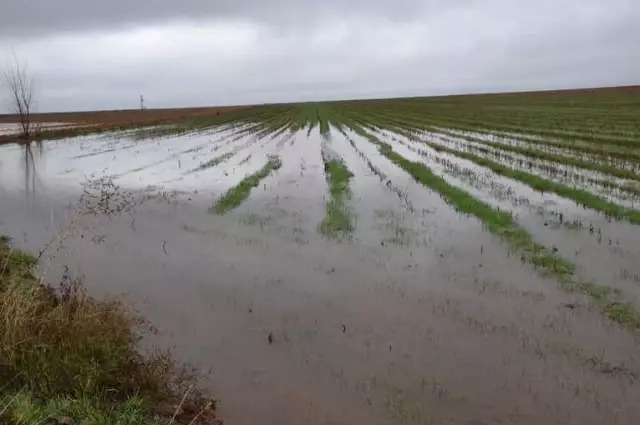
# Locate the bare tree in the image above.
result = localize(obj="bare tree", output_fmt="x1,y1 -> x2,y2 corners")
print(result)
2,55 -> 35,139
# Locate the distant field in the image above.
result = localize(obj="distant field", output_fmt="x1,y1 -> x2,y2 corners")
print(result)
0,105 -> 245,142
0,105 -> 245,124
2,85 -> 638,141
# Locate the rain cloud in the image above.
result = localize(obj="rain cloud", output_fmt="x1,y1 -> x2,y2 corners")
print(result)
0,0 -> 638,111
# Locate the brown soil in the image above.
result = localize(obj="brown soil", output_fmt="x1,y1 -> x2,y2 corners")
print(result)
512,85 -> 640,96
0,106 -> 247,144
344,85 -> 640,105
0,106 -> 244,125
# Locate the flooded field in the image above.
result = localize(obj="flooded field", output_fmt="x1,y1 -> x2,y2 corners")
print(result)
1,95 -> 640,425
0,122 -> 73,136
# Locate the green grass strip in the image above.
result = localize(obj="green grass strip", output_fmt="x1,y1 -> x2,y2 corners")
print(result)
434,125 -> 640,164
374,106 -> 640,147
319,158 -> 354,238
211,156 -> 282,214
433,129 -> 640,182
337,107 -> 640,198
355,129 -> 640,329
194,152 -> 235,171
405,132 -> 640,225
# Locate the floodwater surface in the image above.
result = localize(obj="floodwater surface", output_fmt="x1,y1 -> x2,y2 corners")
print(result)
1,130 -> 640,425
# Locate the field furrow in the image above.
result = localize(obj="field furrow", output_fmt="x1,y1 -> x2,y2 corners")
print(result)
226,131 -> 328,242
212,155 -> 282,214
435,127 -> 640,167
345,122 -> 640,329
371,122 -> 640,219
373,129 -> 640,304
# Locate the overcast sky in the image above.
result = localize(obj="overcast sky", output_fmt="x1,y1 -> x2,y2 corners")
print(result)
0,0 -> 638,112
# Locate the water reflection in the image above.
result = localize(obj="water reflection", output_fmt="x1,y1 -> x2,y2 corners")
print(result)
21,140 -> 43,202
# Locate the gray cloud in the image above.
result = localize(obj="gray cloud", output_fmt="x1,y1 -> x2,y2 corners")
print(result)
0,0 -> 638,112
0,0 -> 441,38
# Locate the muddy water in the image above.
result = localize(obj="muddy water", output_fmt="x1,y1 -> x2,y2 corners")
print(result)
230,131 -> 327,241
2,131 -> 640,425
417,130 -> 640,206
373,129 -> 640,304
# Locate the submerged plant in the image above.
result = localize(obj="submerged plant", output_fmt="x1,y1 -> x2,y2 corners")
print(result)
319,157 -> 354,238
212,156 -> 282,214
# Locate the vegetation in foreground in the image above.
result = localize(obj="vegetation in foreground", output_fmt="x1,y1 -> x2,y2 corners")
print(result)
0,237 -> 219,425
212,155 -> 282,214
319,157 -> 354,238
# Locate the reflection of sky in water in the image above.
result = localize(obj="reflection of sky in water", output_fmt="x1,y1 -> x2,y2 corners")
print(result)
0,123 -> 23,135
0,128 -> 287,196
416,128 -> 640,206
0,122 -> 76,135
1,125 -> 640,303
353,129 -> 640,306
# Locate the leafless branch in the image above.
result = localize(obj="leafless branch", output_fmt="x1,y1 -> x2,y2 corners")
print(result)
2,54 -> 35,139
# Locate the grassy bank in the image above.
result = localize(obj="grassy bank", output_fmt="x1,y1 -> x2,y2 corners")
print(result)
0,237 -> 218,425
319,156 -> 354,238
212,156 -> 282,214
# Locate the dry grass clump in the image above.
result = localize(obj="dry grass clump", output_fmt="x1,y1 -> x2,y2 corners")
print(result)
0,238 -> 218,425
